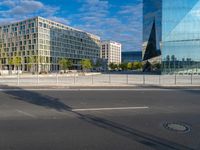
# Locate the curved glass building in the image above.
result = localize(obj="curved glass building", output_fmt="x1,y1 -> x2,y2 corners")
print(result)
143,0 -> 200,74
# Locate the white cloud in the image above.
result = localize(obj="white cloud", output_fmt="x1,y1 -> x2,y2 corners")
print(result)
0,0 -> 16,7
0,0 -> 69,26
47,16 -> 70,25
72,0 -> 142,51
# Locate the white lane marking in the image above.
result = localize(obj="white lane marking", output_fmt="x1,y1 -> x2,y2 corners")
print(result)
15,109 -> 36,118
72,106 -> 149,112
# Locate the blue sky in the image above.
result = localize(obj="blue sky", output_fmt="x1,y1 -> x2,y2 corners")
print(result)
0,0 -> 142,51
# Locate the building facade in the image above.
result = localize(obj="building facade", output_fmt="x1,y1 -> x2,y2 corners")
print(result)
100,40 -> 121,65
0,16 -> 100,72
143,0 -> 200,74
122,51 -> 142,63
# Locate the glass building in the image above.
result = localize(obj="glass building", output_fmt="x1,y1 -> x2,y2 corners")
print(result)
122,51 -> 142,63
143,0 -> 200,74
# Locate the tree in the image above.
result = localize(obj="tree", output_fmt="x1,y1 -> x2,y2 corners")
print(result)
133,62 -> 142,70
27,56 -> 36,73
109,63 -> 117,70
58,58 -> 67,70
8,57 -> 14,74
119,63 -> 128,70
13,55 -> 22,70
81,59 -> 92,71
58,58 -> 73,71
66,59 -> 73,70
127,62 -> 133,70
0,58 -> 2,70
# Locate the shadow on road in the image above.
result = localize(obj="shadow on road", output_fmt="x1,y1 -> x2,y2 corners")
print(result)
1,85 -> 194,150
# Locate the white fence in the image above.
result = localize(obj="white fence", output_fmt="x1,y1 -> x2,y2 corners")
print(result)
0,73 -> 200,86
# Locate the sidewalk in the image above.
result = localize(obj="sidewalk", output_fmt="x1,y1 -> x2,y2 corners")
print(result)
1,83 -> 200,90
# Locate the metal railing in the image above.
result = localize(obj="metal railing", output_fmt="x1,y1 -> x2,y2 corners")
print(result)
0,73 -> 200,86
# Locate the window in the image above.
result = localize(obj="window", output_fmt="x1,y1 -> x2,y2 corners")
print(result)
31,28 -> 35,33
44,23 -> 47,28
39,22 -> 43,27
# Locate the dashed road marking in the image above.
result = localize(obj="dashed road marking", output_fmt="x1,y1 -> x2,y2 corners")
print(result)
72,106 -> 149,112
15,109 -> 37,118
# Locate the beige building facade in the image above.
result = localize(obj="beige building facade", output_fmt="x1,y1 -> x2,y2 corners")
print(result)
0,16 -> 100,72
100,40 -> 121,65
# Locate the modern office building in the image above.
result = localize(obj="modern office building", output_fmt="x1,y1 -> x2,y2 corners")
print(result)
100,40 -> 121,65
0,16 -> 101,72
122,51 -> 142,63
143,0 -> 200,74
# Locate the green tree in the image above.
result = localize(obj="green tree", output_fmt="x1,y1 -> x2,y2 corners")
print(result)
127,62 -> 133,70
58,58 -> 73,71
8,57 -> 14,74
81,59 -> 92,71
119,63 -> 128,70
27,56 -> 37,73
58,58 -> 67,70
13,55 -> 22,70
0,58 -> 2,70
133,62 -> 142,70
109,63 -> 117,70
66,59 -> 73,70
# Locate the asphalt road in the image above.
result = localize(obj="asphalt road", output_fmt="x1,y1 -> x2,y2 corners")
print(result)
0,89 -> 200,150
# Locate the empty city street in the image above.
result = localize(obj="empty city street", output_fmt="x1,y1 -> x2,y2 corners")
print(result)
0,88 -> 200,150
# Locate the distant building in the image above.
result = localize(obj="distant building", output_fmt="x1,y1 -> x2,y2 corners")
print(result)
122,51 -> 142,63
100,40 -> 121,65
0,16 -> 101,72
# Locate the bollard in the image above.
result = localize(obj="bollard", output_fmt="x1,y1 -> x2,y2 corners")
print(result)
37,73 -> 39,84
17,72 -> 20,86
143,75 -> 145,85
174,74 -> 177,85
126,74 -> 129,85
92,74 -> 94,85
159,75 -> 161,85
56,73 -> 58,85
109,74 -> 111,84
191,74 -> 193,85
74,73 -> 76,85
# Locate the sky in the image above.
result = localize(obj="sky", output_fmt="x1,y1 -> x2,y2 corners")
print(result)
0,0 -> 142,52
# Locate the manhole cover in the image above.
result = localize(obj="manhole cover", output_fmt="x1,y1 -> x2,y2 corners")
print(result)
163,122 -> 191,133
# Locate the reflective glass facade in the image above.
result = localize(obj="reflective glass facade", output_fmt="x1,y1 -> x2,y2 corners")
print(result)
122,51 -> 142,63
143,0 -> 162,72
143,0 -> 200,74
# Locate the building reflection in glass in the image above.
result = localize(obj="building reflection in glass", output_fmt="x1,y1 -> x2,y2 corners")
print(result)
143,0 -> 200,74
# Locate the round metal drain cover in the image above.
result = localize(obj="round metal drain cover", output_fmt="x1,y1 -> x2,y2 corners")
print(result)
163,122 -> 191,133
